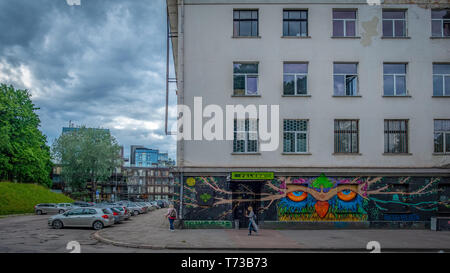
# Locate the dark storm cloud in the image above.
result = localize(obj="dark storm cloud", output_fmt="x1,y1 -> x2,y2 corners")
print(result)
0,0 -> 177,159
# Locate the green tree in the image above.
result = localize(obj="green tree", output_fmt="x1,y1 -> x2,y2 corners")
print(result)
0,84 -> 52,187
51,126 -> 122,201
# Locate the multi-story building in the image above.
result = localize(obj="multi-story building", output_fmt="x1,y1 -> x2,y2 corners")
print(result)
130,145 -> 174,167
167,0 -> 450,228
124,167 -> 175,201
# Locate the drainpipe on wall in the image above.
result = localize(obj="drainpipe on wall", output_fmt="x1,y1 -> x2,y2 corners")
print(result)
178,0 -> 185,221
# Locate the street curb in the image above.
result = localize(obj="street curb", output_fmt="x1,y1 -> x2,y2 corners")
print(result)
92,231 -> 450,252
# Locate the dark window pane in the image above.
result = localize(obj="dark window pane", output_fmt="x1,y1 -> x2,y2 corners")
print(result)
239,11 -> 252,19
334,75 -> 345,96
446,76 -> 450,95
297,75 -> 307,95
333,10 -> 356,19
346,20 -> 356,36
383,11 -> 405,19
433,75 -> 443,96
252,21 -> 258,36
297,133 -> 307,152
432,20 -> 442,36
395,20 -> 405,36
432,9 -> 450,19
300,21 -> 307,36
433,64 -> 450,74
252,11 -> 258,19
446,133 -> 450,152
283,75 -> 295,95
444,21 -> 450,36
239,21 -> 252,36
434,133 -> 443,153
334,63 -> 357,74
234,11 -> 240,19
383,20 -> 393,36
284,63 -> 308,73
345,75 -> 357,96
383,76 -> 395,96
301,11 -> 307,19
283,21 -> 289,36
234,63 -> 258,73
284,132 -> 295,152
283,11 -> 289,20
233,75 -> 245,95
396,75 -> 406,95
289,21 -> 301,36
289,11 -> 301,19
384,64 -> 406,74
333,20 -> 344,36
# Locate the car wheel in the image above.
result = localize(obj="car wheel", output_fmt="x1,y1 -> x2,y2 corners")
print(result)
134,210 -> 139,216
93,221 -> 104,230
52,220 -> 63,229
36,210 -> 42,215
58,209 -> 65,214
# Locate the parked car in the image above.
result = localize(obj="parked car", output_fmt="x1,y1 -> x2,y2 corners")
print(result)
48,208 -> 114,230
125,203 -> 145,216
112,206 -> 131,220
56,203 -> 79,214
35,203 -> 58,215
73,201 -> 94,207
108,207 -> 122,223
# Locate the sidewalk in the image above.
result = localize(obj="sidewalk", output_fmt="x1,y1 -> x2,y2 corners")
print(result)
93,208 -> 450,252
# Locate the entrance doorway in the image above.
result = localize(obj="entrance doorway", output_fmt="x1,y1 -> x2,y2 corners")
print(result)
231,181 -> 262,229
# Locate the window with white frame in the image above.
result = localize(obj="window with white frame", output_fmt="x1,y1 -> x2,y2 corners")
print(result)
333,63 -> 358,96
283,120 -> 308,153
382,10 -> 407,37
434,119 -> 450,153
384,63 -> 407,96
283,63 -> 308,95
433,64 -> 450,96
233,63 -> 258,96
233,119 -> 258,153
334,120 -> 359,153
384,120 -> 408,154
431,9 -> 450,37
333,10 -> 357,37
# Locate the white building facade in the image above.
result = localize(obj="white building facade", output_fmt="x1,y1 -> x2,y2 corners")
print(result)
168,0 -> 450,229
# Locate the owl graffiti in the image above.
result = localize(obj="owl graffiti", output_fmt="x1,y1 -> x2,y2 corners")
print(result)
277,174 -> 368,221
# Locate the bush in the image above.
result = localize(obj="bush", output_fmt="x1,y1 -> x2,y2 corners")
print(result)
0,182 -> 73,215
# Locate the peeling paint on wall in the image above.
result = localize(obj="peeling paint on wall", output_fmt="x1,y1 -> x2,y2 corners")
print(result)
361,16 -> 379,47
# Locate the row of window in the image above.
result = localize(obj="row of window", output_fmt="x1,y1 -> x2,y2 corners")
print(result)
232,119 -> 450,155
233,9 -> 450,38
233,62 -> 450,97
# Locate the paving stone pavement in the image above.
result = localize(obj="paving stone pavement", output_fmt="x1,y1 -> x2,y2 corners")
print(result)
95,208 -> 450,251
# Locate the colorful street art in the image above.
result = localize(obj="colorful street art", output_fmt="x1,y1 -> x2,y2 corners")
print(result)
277,174 -> 368,221
175,174 -> 449,224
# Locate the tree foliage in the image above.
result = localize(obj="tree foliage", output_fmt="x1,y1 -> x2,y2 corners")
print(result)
51,126 -> 122,201
0,84 -> 52,187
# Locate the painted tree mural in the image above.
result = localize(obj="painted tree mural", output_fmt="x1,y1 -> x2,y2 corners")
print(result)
174,174 -> 449,222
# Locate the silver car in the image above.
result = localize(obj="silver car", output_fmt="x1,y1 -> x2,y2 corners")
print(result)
35,203 -> 58,215
48,208 -> 115,230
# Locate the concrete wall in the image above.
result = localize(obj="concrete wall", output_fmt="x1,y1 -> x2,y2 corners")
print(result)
180,1 -> 450,168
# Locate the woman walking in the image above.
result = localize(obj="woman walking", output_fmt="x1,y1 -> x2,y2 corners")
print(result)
245,206 -> 259,236
166,204 -> 177,231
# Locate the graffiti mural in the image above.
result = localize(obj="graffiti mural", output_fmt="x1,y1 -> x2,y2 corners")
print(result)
177,175 -> 449,225
277,174 -> 368,221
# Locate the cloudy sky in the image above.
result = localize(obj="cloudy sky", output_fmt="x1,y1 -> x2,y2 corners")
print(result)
0,0 -> 177,160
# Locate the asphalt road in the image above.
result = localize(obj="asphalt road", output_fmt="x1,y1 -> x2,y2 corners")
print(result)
0,214 -> 287,253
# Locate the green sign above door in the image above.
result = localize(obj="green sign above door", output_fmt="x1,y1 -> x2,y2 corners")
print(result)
231,172 -> 274,180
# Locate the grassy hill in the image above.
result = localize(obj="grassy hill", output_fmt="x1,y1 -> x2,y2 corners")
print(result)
0,182 -> 73,215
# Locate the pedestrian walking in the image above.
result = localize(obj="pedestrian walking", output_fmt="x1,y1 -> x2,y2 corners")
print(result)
165,204 -> 177,231
245,206 -> 259,236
